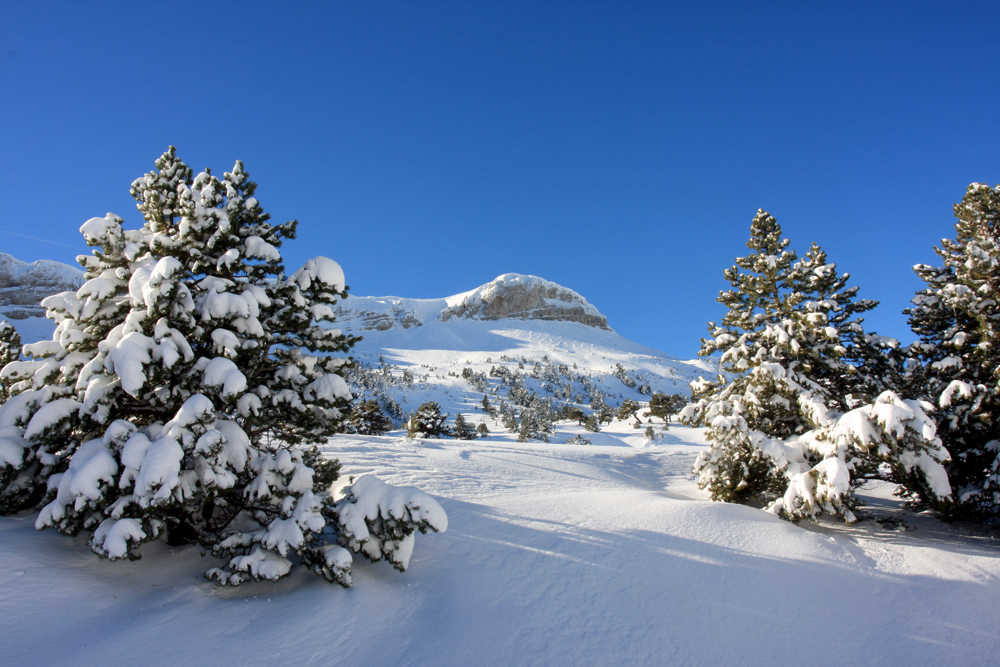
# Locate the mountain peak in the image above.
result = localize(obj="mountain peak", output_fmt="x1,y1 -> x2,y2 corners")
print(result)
334,274 -> 610,332
0,253 -> 84,321
440,274 -> 609,329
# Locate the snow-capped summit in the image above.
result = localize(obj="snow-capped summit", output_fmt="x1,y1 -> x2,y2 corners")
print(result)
334,273 -> 609,331
0,253 -> 83,321
440,274 -> 609,329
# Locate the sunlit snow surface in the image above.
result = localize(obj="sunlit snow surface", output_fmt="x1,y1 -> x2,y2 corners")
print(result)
3,290 -> 1000,663
2,422 -> 1000,665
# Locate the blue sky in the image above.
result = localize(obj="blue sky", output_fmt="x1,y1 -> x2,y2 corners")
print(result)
1,1 -> 998,357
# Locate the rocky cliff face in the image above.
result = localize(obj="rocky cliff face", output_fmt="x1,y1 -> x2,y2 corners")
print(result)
333,274 -> 610,332
0,253 -> 83,320
439,274 -> 609,329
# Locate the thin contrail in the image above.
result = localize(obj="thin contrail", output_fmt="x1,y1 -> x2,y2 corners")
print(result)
0,229 -> 79,249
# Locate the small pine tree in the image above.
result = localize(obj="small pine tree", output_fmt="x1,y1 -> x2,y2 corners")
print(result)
567,407 -> 586,425
476,421 -> 490,438
617,399 -> 640,421
348,399 -> 393,435
646,392 -> 687,423
598,405 -> 615,425
453,413 -> 477,440
407,401 -> 451,438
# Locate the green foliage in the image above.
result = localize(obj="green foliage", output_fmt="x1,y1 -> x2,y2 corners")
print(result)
348,399 -> 393,435
906,183 -> 1000,520
453,413 -> 477,440
616,399 -> 640,421
0,148 -> 360,583
682,210 -> 950,519
646,392 -> 687,423
407,401 -> 451,438
0,321 -> 20,401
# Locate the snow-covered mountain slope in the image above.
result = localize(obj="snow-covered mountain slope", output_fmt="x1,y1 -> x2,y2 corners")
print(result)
6,265 -> 714,414
334,273 -> 609,331
335,274 -> 714,422
0,253 -> 83,342
345,316 -> 713,422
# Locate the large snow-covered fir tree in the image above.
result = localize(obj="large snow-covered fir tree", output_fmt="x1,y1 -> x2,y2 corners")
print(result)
906,183 -> 1000,521
0,147 -> 446,585
682,210 -> 952,522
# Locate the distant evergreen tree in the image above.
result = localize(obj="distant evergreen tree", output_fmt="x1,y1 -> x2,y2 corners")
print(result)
906,183 -> 1000,520
500,403 -> 519,432
380,396 -> 404,425
617,399 -> 640,421
566,407 -> 586,425
348,399 -> 393,435
476,421 -> 490,438
453,413 -> 477,440
646,392 -> 687,423
406,401 -> 451,438
584,414 -> 601,433
597,405 -> 615,425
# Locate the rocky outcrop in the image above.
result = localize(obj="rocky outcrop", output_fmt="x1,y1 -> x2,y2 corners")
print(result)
348,302 -> 423,331
440,274 -> 609,329
335,274 -> 610,332
0,253 -> 83,320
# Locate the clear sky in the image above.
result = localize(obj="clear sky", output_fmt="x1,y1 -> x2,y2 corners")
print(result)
1,1 -> 998,357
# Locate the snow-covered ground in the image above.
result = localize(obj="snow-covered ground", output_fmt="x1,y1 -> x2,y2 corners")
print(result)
2,420 -> 999,665
3,272 -> 999,665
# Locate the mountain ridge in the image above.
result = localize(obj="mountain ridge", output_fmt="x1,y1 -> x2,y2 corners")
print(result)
334,273 -> 610,332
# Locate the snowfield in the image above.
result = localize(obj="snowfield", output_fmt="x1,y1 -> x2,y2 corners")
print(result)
3,273 -> 999,665
2,421 -> 999,665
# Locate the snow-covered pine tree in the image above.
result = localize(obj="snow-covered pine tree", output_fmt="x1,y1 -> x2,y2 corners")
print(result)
0,147 -> 446,585
0,321 -> 20,401
406,401 -> 451,438
348,399 -> 393,435
906,183 -> 1000,520
452,413 -> 477,440
682,210 -> 951,522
